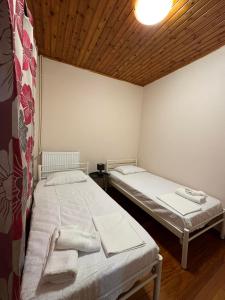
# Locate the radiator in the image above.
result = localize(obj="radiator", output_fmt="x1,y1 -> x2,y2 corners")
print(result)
42,151 -> 80,172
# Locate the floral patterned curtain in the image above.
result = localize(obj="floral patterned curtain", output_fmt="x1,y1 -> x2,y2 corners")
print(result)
0,0 -> 37,299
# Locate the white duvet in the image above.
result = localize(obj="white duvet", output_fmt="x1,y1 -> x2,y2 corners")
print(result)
110,171 -> 223,231
21,177 -> 159,300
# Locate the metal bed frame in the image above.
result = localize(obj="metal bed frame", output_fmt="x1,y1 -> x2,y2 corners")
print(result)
107,159 -> 225,269
36,152 -> 163,300
38,162 -> 89,180
119,255 -> 162,300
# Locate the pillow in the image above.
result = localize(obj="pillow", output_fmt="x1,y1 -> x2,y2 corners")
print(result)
114,165 -> 146,175
45,170 -> 87,186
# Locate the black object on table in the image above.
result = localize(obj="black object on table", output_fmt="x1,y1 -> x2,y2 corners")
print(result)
89,171 -> 110,191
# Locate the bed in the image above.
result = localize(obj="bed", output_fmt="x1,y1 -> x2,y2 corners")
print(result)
21,152 -> 162,300
107,159 -> 225,269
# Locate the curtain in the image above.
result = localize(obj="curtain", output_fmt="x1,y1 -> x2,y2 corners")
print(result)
0,0 -> 37,299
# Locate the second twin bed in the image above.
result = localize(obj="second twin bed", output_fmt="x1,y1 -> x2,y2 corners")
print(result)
107,159 -> 225,269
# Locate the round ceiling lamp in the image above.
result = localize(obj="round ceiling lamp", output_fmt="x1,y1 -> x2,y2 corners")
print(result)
134,0 -> 173,26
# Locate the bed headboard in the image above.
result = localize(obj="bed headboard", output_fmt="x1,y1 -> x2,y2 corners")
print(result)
38,151 -> 89,180
106,159 -> 137,172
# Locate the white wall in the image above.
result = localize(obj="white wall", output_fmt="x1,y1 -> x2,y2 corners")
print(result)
41,58 -> 143,171
138,46 -> 225,200
33,57 -> 40,180
40,46 -> 225,200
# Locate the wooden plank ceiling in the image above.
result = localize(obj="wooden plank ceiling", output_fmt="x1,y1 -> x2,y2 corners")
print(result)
27,0 -> 225,86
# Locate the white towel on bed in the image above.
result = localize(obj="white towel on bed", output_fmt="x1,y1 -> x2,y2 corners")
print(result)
42,229 -> 78,284
175,188 -> 207,204
55,225 -> 101,252
157,193 -> 202,216
42,249 -> 78,284
93,213 -> 145,256
184,188 -> 206,197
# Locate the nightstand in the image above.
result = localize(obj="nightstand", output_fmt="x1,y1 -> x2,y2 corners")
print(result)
89,172 -> 110,191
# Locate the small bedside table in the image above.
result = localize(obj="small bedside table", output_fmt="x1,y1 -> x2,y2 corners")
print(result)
89,172 -> 110,191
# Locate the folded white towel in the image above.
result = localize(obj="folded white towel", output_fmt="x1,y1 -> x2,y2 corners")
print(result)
42,228 -> 78,284
184,188 -> 206,197
157,193 -> 201,216
42,249 -> 78,284
42,225 -> 101,284
93,213 -> 145,256
56,225 -> 101,252
176,188 -> 207,204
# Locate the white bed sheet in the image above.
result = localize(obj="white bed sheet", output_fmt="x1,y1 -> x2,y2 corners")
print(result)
110,171 -> 223,231
21,177 -> 159,300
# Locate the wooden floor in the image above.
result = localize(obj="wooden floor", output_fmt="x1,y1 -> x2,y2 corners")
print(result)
107,188 -> 225,300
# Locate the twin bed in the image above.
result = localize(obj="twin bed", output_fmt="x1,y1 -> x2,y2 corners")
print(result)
21,153 -> 162,300
107,159 -> 225,269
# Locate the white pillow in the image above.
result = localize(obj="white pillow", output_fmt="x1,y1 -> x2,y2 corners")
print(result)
45,170 -> 87,186
114,165 -> 146,175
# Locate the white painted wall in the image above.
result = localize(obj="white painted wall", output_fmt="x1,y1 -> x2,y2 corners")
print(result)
138,46 -> 225,201
39,46 -> 225,201
41,58 -> 143,171
33,58 -> 40,180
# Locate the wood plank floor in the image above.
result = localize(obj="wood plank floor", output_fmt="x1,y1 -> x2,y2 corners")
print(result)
107,188 -> 225,300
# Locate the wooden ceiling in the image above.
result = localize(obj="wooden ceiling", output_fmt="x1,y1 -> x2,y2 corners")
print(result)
27,0 -> 225,86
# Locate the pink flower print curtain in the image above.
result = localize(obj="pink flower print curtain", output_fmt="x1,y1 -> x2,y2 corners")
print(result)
0,0 -> 37,299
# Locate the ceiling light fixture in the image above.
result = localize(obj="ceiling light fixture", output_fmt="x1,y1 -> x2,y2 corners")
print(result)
134,0 -> 173,26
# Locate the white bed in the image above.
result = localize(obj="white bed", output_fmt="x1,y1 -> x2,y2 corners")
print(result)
107,159 -> 225,269
21,153 -> 162,300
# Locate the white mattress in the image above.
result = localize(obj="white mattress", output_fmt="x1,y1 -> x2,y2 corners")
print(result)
110,171 -> 223,231
21,177 -> 159,300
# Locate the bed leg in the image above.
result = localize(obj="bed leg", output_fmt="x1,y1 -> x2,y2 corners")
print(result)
220,211 -> 225,239
181,229 -> 189,269
153,255 -> 163,300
